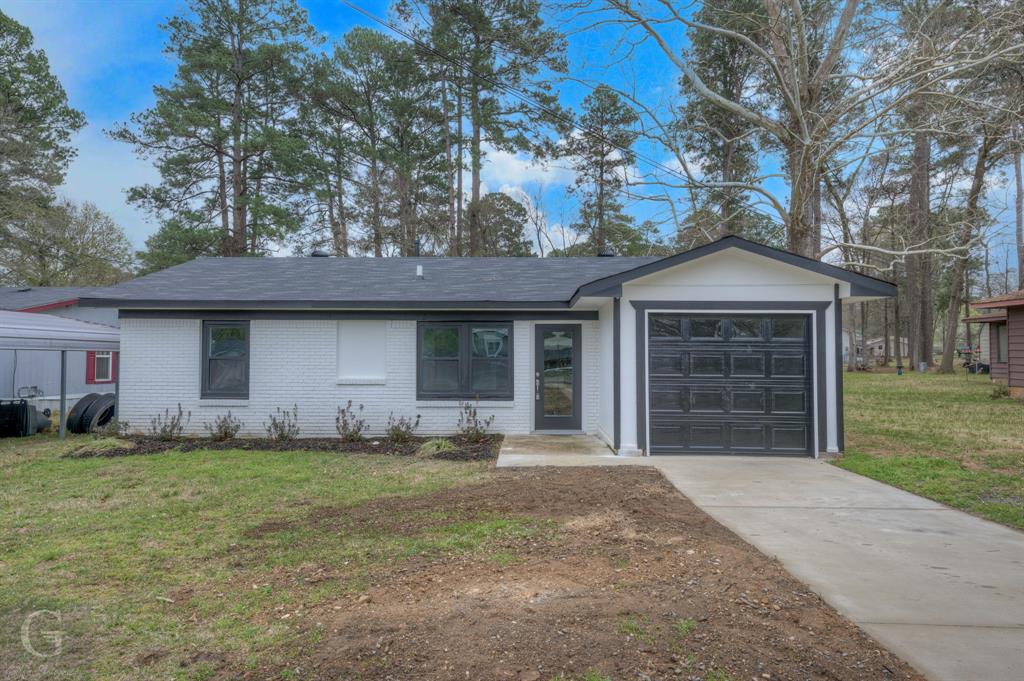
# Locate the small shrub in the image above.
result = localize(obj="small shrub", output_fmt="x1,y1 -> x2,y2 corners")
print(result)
336,401 -> 368,442
991,383 -> 1010,400
93,418 -> 131,439
457,401 -> 495,442
149,404 -> 190,441
265,404 -> 300,441
385,412 -> 420,442
205,411 -> 243,441
417,437 -> 458,457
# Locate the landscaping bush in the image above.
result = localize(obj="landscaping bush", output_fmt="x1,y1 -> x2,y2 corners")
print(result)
417,437 -> 458,457
205,411 -> 243,441
457,401 -> 495,442
385,412 -> 420,442
265,404 -> 300,441
991,384 -> 1010,400
93,418 -> 131,439
336,401 -> 368,442
149,404 -> 190,441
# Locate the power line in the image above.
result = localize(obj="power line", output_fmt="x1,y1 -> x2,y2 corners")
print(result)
337,0 -> 787,232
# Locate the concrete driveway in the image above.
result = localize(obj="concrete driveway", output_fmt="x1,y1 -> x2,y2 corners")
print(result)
498,444 -> 1024,681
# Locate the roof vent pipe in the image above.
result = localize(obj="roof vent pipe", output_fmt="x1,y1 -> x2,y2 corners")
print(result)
416,265 -> 424,279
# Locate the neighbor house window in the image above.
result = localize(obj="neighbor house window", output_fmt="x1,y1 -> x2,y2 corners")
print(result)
202,321 -> 249,399
86,351 -> 116,384
995,323 -> 1008,363
417,322 -> 513,399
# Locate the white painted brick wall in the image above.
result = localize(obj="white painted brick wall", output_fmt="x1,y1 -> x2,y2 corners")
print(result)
119,317 -> 605,438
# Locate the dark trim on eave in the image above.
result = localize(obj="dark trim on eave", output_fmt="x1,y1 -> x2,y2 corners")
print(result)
613,297 -> 621,450
119,309 -> 600,321
834,285 -> 845,452
85,298 -> 576,310
630,300 -> 830,456
570,236 -> 897,305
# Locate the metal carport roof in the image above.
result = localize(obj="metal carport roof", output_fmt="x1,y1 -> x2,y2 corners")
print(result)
0,310 -> 119,351
0,311 -> 119,438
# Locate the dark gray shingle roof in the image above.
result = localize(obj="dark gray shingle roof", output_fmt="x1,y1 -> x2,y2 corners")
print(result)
0,287 -> 98,311
80,256 -> 662,308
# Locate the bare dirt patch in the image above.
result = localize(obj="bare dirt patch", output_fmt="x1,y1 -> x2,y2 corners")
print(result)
232,467 -> 923,681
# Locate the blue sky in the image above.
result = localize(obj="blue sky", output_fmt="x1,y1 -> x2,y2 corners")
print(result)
2,0 -> 677,251
1,0 -> 1017,266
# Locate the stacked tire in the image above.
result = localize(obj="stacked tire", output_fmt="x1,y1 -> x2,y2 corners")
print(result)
66,393 -> 116,434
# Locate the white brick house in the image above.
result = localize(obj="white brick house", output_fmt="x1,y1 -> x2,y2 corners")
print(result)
83,237 -> 895,457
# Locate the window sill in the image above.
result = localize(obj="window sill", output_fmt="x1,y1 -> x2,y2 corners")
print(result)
199,399 -> 249,407
416,400 -> 516,409
336,377 -> 387,385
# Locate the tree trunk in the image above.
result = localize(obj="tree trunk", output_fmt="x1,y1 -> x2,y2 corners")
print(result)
1014,130 -> 1023,290
595,156 -> 607,253
861,302 -> 868,366
786,144 -> 821,258
939,131 -> 992,373
369,152 -> 383,258
882,299 -> 891,366
847,308 -> 857,372
906,128 -> 932,369
964,272 -> 972,360
229,21 -> 247,257
468,69 -> 482,256
894,283 -> 903,370
441,72 -> 456,255
329,140 -> 347,256
455,82 -> 464,256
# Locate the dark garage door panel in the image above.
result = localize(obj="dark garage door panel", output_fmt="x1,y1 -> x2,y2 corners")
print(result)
647,314 -> 813,456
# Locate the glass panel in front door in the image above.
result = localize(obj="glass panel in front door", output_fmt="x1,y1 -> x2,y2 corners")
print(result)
543,330 -> 574,416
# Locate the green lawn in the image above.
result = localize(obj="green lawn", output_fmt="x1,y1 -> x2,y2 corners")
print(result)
0,435 -> 517,680
837,371 -> 1024,529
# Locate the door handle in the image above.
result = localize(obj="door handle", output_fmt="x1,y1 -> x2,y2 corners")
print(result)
535,378 -> 540,400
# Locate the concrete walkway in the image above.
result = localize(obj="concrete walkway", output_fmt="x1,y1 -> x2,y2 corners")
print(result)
497,442 -> 1024,681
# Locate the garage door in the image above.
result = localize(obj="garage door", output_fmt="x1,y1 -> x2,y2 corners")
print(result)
647,314 -> 813,455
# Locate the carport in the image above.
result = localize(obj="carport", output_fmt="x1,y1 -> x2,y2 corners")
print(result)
0,311 -> 119,438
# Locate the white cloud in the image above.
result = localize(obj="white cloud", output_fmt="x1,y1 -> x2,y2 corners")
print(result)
480,144 -> 575,189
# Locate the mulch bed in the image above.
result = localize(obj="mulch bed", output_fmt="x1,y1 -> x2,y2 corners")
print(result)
61,434 -> 502,461
215,466 -> 924,681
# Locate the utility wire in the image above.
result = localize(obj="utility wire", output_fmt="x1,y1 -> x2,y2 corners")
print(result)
337,0 -> 787,231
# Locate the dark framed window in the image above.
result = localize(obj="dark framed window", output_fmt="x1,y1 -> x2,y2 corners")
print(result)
995,323 -> 1008,363
202,321 -> 250,399
417,322 -> 513,399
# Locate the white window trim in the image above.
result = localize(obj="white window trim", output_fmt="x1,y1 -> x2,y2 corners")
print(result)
94,351 -> 113,382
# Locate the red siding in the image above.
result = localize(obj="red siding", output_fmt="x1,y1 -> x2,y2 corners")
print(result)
1009,308 -> 1024,388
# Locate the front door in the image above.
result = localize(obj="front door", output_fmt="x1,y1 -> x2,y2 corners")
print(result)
534,324 -> 582,431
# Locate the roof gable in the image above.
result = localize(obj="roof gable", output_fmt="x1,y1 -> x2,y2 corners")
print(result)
570,236 -> 895,304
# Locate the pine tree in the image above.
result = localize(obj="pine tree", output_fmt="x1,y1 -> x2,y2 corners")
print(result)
110,0 -> 317,263
561,85 -> 641,255
0,11 -> 84,238
412,0 -> 567,255
676,0 -> 766,241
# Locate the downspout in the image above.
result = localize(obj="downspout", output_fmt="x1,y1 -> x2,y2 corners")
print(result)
613,297 -> 621,451
834,284 -> 845,452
